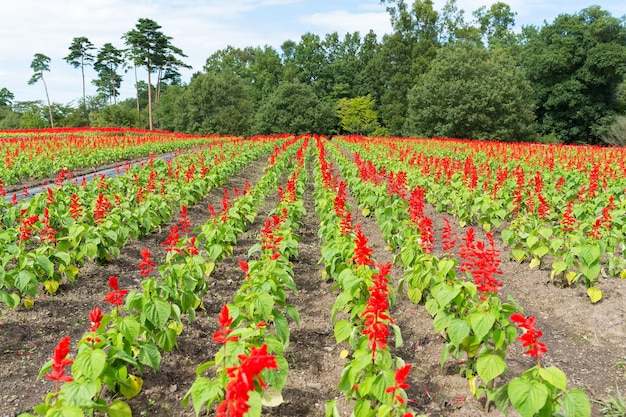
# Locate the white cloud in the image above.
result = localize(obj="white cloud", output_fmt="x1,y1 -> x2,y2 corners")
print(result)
299,9 -> 392,36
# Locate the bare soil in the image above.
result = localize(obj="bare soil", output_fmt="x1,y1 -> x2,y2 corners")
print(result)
1,150 -> 625,417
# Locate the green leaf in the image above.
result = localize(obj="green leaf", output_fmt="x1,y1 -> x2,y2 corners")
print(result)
447,318 -> 470,347
45,406 -> 84,417
254,292 -> 274,319
139,342 -> 162,372
538,366 -> 567,391
526,234 -> 539,249
511,248 -> 527,263
579,244 -> 601,266
407,287 -> 422,303
501,229 -> 514,245
432,282 -> 460,307
391,324 -> 403,348
531,245 -> 549,259
73,349 -> 106,380
185,377 -> 220,416
35,255 -> 55,277
552,260 -> 567,275
476,354 -> 506,383
143,298 -> 171,329
469,311 -> 496,341
273,311 -> 290,345
334,320 -> 353,343
119,316 -> 140,342
508,378 -> 549,417
60,380 -> 98,406
561,388 -> 591,417
538,228 -> 553,239
106,400 -> 133,417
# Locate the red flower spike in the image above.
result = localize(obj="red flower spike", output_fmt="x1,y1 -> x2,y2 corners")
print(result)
44,336 -> 74,383
215,344 -> 278,417
213,304 -> 239,344
510,313 -> 548,359
89,306 -> 103,332
104,276 -> 128,306
351,223 -> 374,267
138,248 -> 156,276
386,364 -> 412,404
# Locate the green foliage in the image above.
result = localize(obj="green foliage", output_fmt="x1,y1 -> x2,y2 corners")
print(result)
405,41 -> 537,141
253,82 -> 335,134
158,72 -> 254,135
521,6 -> 626,144
336,95 -> 380,135
90,104 -> 138,128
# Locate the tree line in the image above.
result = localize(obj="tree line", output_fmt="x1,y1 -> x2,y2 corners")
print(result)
1,1 -> 625,144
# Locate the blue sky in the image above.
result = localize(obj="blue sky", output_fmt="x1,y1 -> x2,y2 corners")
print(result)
1,0 -> 625,104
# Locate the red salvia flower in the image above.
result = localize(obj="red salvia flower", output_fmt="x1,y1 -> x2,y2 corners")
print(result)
215,344 -> 278,417
186,236 -> 199,255
510,313 -> 548,360
162,225 -> 183,254
441,217 -> 458,253
45,188 -> 54,205
0,179 -> 5,197
93,194 -> 112,223
104,276 -> 128,306
69,193 -> 83,219
238,259 -> 250,278
88,306 -> 103,333
459,229 -> 503,297
360,263 -> 394,358
138,248 -> 156,276
386,364 -> 412,404
212,304 -> 239,344
560,200 -> 577,232
44,336 -> 73,383
351,223 -> 374,267
19,214 -> 39,242
178,205 -> 191,233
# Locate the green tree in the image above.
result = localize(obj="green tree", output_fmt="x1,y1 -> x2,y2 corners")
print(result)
90,104 -> 138,127
123,18 -> 189,130
0,87 -> 14,107
160,72 -> 254,135
253,82 -> 334,134
28,53 -> 54,127
521,6 -> 626,144
93,43 -> 124,104
337,95 -> 380,135
405,42 -> 536,141
64,36 -> 95,108
473,2 -> 518,49
378,0 -> 441,134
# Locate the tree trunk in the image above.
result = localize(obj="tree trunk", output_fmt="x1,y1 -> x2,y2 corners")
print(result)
134,64 -> 140,125
41,75 -> 54,128
147,63 -> 153,130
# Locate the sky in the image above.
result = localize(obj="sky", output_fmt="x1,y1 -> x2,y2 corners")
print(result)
1,0 -> 625,105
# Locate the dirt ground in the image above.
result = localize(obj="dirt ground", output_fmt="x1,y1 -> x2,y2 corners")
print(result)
1,147 -> 625,417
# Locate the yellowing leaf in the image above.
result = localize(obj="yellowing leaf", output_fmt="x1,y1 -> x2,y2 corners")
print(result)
469,375 -> 477,396
529,258 -> 541,270
23,297 -> 34,309
261,386 -> 283,407
120,374 -> 143,399
566,271 -> 577,285
339,349 -> 350,359
587,287 -> 603,304
620,269 -> 626,279
44,280 -> 59,295
362,208 -> 370,217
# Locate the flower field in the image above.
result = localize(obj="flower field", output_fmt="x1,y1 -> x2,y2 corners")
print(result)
0,129 -> 625,417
